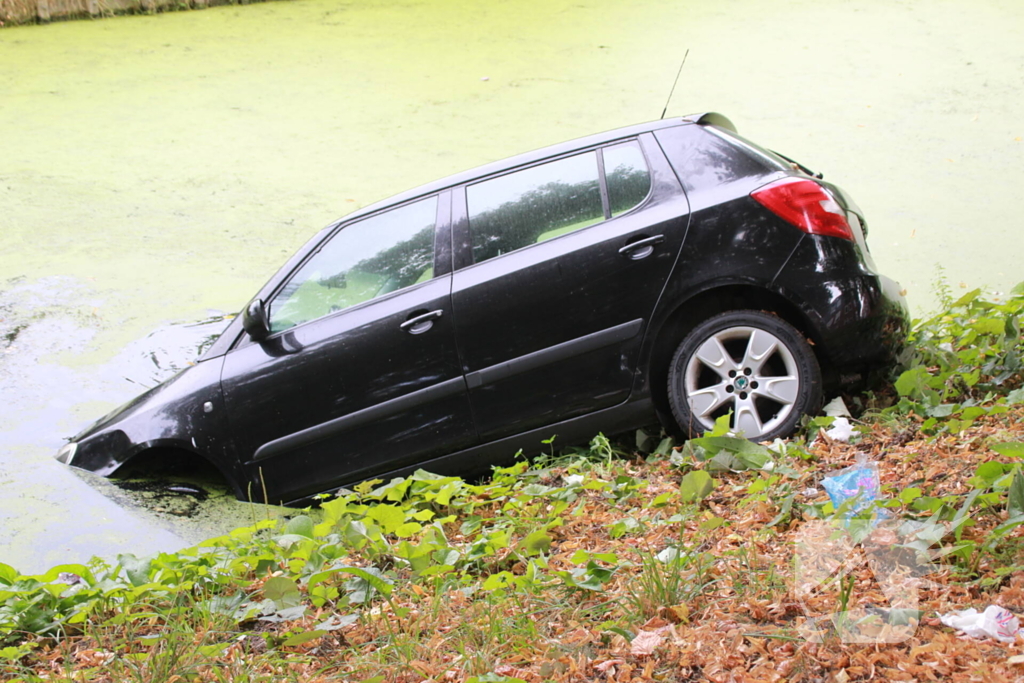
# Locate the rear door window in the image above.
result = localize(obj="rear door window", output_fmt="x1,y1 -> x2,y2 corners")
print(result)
466,152 -> 604,264
465,140 -> 651,265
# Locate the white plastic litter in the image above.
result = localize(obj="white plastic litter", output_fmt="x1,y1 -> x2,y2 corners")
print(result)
939,605 -> 1023,643
824,417 -> 856,443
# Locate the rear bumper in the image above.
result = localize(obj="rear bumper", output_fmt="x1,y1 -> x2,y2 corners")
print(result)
774,237 -> 909,381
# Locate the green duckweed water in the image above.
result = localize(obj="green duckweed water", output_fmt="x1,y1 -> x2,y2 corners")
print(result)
1,0 -> 1022,573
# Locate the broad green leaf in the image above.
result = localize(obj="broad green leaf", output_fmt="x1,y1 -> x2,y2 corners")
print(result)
992,442 -> 1024,459
894,366 -> 940,402
952,289 -> 981,307
680,470 -> 715,503
699,515 -> 727,531
1008,471 -> 1024,519
519,530 -> 552,556
0,563 -> 19,585
264,576 -> 302,609
394,522 -> 422,538
365,504 -> 407,534
925,403 -> 956,418
969,317 -> 1004,335
570,549 -> 590,564
691,435 -> 770,469
973,461 -> 1006,485
654,436 -> 676,456
116,554 -> 152,588
336,566 -> 393,598
280,630 -> 326,647
898,487 -> 922,504
285,515 -> 315,539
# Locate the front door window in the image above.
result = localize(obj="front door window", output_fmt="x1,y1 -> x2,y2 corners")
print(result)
269,196 -> 438,332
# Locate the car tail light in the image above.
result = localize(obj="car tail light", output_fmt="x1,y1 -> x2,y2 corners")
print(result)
751,177 -> 853,240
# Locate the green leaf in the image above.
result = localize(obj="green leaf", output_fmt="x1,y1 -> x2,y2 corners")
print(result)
285,515 -> 315,539
1008,471 -> 1024,519
679,470 -> 715,503
394,522 -> 422,538
992,442 -> 1024,459
264,576 -> 302,609
898,487 -> 922,504
973,461 -> 1006,485
337,566 -> 393,598
894,366 -> 940,402
654,436 -> 676,456
116,554 -> 152,588
953,289 -> 982,307
264,577 -> 299,610
969,318 -> 1005,335
519,530 -> 553,556
0,563 -> 19,585
365,504 -> 407,534
280,630 -> 326,647
699,515 -> 727,531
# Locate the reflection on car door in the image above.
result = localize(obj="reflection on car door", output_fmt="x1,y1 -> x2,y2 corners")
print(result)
220,194 -> 475,503
451,134 -> 690,442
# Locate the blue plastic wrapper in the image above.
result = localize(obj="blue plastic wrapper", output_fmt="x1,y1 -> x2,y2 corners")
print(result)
821,456 -> 880,516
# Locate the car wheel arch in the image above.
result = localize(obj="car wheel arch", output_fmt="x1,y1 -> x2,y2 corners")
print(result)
111,445 -> 244,500
645,284 -> 833,434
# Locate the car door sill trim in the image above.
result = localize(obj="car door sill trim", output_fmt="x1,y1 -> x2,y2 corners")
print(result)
465,318 -> 643,390
283,398 -> 655,505
249,376 -> 466,464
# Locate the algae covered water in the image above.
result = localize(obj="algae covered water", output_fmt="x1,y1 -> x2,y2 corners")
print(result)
1,0 -> 1022,572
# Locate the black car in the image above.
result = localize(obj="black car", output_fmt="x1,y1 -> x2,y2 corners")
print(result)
56,113 -> 908,504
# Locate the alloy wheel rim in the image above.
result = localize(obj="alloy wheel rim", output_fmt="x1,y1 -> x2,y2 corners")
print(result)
684,325 -> 800,438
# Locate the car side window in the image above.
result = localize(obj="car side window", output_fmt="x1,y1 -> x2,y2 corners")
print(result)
465,141 -> 652,265
604,141 -> 651,216
467,152 -> 604,265
269,196 -> 438,333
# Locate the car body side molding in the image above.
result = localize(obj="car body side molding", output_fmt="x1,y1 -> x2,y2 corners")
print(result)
464,318 -> 644,390
281,397 -> 655,506
248,376 -> 467,464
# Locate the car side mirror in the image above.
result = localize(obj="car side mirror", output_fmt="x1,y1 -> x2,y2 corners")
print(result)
242,299 -> 271,342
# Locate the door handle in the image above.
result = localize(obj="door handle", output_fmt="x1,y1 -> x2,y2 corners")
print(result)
400,309 -> 443,334
618,234 -> 665,260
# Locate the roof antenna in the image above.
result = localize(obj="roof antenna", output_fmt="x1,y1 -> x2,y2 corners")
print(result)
660,49 -> 689,120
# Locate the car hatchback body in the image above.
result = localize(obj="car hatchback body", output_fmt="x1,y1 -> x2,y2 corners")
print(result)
57,113 -> 908,504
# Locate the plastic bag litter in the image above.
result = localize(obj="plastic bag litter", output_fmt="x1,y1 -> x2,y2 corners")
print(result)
939,605 -> 1023,643
825,417 -> 856,443
821,454 -> 881,517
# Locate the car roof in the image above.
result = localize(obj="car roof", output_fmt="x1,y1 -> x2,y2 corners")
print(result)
332,115 -> 722,226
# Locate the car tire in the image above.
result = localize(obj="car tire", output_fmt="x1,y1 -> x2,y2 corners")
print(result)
667,310 -> 822,441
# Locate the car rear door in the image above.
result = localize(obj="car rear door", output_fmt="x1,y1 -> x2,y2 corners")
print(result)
450,133 -> 690,442
220,193 -> 475,503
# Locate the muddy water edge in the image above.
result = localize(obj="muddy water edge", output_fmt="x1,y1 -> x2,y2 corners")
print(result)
2,0 -> 1022,573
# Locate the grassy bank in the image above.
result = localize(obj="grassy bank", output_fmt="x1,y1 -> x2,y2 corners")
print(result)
2,283 -> 1023,682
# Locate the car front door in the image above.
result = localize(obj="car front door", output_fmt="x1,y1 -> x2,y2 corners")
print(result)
221,193 -> 475,503
450,134 -> 690,442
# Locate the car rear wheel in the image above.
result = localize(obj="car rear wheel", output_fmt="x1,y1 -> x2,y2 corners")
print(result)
667,310 -> 822,441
